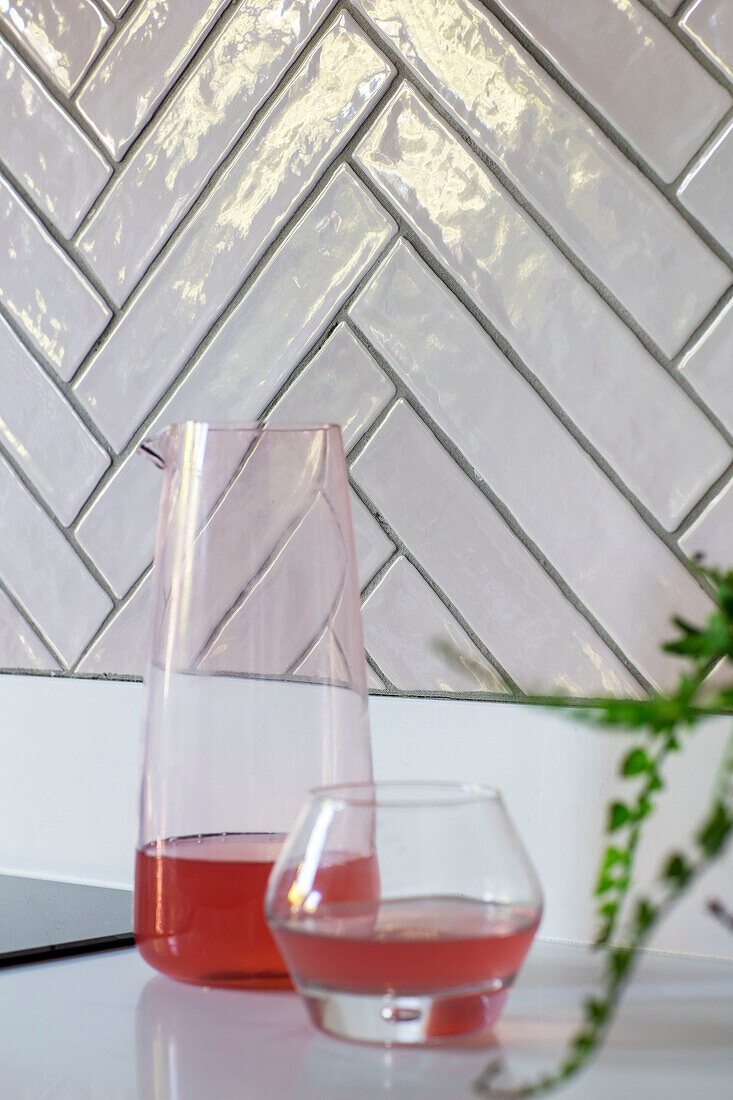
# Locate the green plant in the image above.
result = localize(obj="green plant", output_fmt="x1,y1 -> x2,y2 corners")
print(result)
473,564 -> 733,1097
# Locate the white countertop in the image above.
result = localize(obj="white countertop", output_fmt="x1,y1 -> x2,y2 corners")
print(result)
1,940 -> 731,1098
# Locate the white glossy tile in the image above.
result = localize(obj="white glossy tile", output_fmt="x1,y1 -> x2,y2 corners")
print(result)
681,0 -> 733,81
678,120 -> 733,258
0,176 -> 111,379
75,458 -> 160,599
492,0 -> 731,182
151,168 -> 395,429
76,0 -> 230,161
0,0 -> 112,94
0,453 -> 111,665
351,244 -> 714,689
362,556 -> 508,693
680,476 -> 733,569
74,18 -> 394,451
349,487 -> 395,589
76,573 -> 150,675
655,0 -> 681,13
76,168 -> 395,596
679,298 -> 733,434
0,316 -> 108,525
355,90 -> 731,530
268,324 -> 394,450
0,587 -> 59,670
352,0 -> 729,356
352,401 -> 641,697
76,0 -> 334,305
0,39 -> 110,237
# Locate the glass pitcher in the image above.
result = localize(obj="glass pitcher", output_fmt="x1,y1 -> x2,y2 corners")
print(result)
133,422 -> 373,988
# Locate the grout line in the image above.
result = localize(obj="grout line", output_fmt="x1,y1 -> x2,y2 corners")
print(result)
72,0 -> 151,107
0,437 -> 120,606
364,651 -> 395,693
346,326 -> 652,694
0,667 -> 144,682
672,105 -> 733,190
503,0 -> 733,99
94,2 -> 127,28
357,541 -> 519,696
348,477 -> 524,695
346,159 -> 729,587
671,0 -> 701,22
0,23 -> 119,170
674,463 -> 733,539
344,392 -> 399,468
0,576 -> 67,671
69,563 -> 152,674
671,282 -> 733,368
0,659 -> 627,705
358,546 -> 400,602
256,241 -> 401,425
638,0 -> 732,86
72,0 -> 243,168
0,161 -> 118,317
0,296 -> 70,386
0,301 -> 116,464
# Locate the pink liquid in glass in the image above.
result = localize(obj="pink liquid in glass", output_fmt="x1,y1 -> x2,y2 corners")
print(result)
273,896 -> 539,994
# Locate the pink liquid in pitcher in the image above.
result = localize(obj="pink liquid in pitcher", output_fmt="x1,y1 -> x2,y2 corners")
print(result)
134,834 -> 288,988
134,834 -> 380,989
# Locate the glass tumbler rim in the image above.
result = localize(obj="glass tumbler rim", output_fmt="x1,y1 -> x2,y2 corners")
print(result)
307,780 -> 503,809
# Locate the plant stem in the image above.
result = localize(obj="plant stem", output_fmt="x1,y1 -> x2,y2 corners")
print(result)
473,726 -> 733,1097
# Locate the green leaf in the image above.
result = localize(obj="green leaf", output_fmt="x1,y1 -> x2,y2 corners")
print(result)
663,853 -> 692,887
601,846 -> 628,871
595,873 -> 620,896
621,748 -> 652,776
664,610 -> 733,662
634,898 -> 656,932
608,802 -> 630,830
585,998 -> 608,1026
696,803 -> 733,857
633,796 -> 652,821
571,1031 -> 594,1054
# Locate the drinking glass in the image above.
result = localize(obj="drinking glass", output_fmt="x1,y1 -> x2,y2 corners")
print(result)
266,782 -> 542,1044
133,422 -> 372,989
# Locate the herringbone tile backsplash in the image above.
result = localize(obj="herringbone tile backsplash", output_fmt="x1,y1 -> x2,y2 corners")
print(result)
0,0 -> 731,698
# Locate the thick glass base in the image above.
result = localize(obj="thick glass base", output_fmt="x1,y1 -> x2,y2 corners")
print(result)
302,985 -> 509,1045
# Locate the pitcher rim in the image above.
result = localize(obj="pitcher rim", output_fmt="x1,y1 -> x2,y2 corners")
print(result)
139,421 -> 344,466
160,419 -> 341,431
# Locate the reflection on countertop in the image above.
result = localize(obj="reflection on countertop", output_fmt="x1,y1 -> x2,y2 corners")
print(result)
0,940 -> 731,1098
